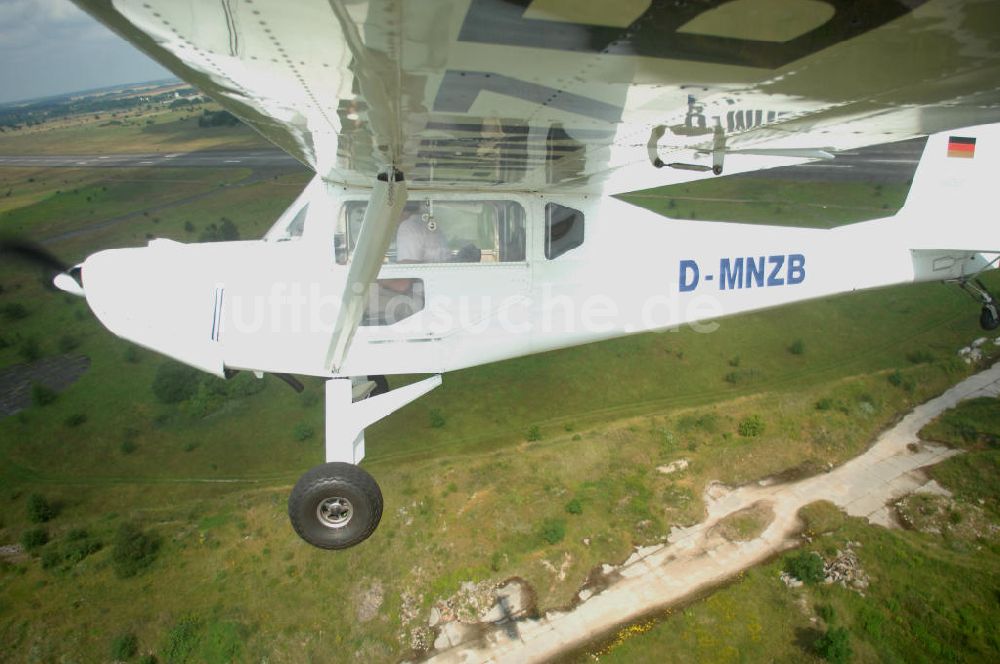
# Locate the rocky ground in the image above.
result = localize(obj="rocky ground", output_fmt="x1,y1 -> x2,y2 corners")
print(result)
414,361 -> 1000,664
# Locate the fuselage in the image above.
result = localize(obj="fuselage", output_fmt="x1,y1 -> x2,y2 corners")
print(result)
79,177 -> 994,381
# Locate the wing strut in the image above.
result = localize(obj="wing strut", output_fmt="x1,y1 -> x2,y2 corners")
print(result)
325,170 -> 406,372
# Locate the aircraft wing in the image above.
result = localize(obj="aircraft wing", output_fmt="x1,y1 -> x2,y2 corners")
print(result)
74,0 -> 1000,194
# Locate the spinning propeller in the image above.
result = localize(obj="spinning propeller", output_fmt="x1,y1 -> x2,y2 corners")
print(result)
0,237 -> 85,297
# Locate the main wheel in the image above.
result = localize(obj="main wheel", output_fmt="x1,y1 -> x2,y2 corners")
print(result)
288,462 -> 383,549
980,306 -> 999,331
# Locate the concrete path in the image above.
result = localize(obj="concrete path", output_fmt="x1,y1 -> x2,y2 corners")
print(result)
425,362 -> 1000,663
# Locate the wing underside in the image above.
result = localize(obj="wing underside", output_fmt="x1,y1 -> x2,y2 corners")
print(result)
74,0 -> 1000,193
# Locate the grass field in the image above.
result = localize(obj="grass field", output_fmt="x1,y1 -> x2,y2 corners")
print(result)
583,399 -> 1000,663
619,177 -> 908,227
1,118 -> 998,662
0,105 -> 269,155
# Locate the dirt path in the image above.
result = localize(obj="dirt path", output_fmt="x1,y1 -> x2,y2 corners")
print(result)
424,362 -> 1000,663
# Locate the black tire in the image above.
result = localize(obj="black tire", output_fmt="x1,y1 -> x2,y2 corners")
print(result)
288,462 -> 383,550
367,374 -> 390,397
980,306 -> 1000,331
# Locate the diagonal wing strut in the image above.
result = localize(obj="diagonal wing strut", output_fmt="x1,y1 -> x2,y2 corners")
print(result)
325,170 -> 406,372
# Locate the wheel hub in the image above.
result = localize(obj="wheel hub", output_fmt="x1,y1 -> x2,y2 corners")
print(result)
316,496 -> 353,528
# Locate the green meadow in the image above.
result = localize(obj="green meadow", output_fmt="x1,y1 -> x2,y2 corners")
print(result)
0,105 -> 269,156
1,120 -> 998,662
619,177 -> 908,228
583,397 -> 1000,664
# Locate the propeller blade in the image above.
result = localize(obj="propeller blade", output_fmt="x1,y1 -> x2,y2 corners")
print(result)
0,237 -> 72,275
0,237 -> 84,296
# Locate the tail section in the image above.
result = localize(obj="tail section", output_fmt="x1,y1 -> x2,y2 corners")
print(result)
900,123 -> 1000,252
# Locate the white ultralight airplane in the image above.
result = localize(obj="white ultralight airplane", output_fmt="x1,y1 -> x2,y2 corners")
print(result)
23,0 -> 1000,548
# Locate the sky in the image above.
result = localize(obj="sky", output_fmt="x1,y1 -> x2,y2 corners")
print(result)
0,0 -> 172,104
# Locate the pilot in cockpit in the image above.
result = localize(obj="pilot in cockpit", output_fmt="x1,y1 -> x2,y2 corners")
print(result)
395,202 -> 450,263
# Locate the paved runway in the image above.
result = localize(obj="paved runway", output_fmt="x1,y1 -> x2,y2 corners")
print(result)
757,136 -> 924,183
0,149 -> 302,169
0,137 -> 924,184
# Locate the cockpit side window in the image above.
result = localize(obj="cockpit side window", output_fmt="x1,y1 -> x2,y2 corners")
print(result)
265,202 -> 308,241
336,200 -> 526,265
545,203 -> 584,259
360,278 -> 424,326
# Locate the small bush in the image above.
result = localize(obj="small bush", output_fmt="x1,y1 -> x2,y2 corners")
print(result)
223,372 -> 266,397
162,615 -> 199,663
815,626 -> 852,663
123,346 -> 140,363
888,369 -> 915,393
815,398 -> 833,411
490,550 -> 505,572
31,383 -> 57,406
58,529 -> 102,566
798,501 -> 844,535
20,527 -> 48,551
111,523 -> 161,578
526,425 -> 542,442
121,439 -> 138,455
40,548 -> 62,569
539,518 -> 566,545
19,336 -> 42,362
64,412 -> 87,427
198,217 -> 240,242
0,302 -> 28,321
906,349 -> 935,364
565,498 -> 583,515
27,493 -> 56,523
817,603 -> 836,624
724,368 -> 762,385
58,334 -> 80,353
111,632 -> 138,660
788,339 -> 805,355
429,409 -> 446,428
785,550 -> 825,584
151,362 -> 202,404
737,414 -> 765,438
292,423 -> 314,442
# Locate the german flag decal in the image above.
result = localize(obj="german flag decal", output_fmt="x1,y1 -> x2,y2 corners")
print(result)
947,136 -> 976,158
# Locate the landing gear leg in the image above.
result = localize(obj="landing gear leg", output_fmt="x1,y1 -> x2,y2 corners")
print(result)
287,374 -> 442,549
956,278 -> 1000,331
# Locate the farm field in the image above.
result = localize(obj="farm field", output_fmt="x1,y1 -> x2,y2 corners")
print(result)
1,116 -> 998,663
0,103 -> 269,155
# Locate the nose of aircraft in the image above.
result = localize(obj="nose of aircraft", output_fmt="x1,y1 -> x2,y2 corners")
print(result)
82,241 -> 226,376
53,266 -> 85,297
